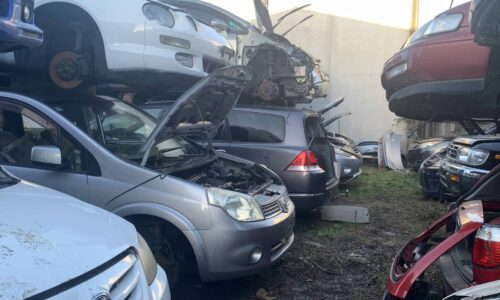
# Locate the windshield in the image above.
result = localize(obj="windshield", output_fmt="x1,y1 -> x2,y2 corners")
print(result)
51,97 -> 208,164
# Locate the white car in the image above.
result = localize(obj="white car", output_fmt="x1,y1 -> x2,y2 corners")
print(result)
160,0 -> 329,105
3,0 -> 233,92
0,167 -> 170,299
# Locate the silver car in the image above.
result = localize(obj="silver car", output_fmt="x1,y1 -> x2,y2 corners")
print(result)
0,66 -> 295,284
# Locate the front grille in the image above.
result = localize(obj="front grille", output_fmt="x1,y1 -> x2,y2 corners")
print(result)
109,253 -> 141,299
260,198 -> 283,219
447,144 -> 461,160
0,0 -> 10,17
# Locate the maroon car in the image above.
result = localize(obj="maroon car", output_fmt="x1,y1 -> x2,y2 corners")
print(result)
381,2 -> 499,121
384,165 -> 500,299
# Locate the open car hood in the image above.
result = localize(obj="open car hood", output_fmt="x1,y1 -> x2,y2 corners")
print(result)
140,66 -> 255,158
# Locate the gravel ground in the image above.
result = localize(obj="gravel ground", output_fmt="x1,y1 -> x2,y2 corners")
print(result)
173,166 -> 447,300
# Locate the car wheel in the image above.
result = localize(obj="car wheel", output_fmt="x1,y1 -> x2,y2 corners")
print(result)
138,223 -> 181,285
49,51 -> 84,89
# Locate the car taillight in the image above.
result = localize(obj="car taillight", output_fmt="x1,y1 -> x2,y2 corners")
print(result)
286,150 -> 324,173
472,224 -> 500,284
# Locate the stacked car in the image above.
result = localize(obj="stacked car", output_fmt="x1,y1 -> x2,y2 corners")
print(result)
0,0 -> 352,297
383,1 -> 500,299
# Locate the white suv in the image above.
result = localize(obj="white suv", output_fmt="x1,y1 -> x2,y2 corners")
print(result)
0,167 -> 170,299
4,0 -> 233,91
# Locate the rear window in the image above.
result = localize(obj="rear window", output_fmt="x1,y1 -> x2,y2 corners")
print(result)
227,111 -> 285,143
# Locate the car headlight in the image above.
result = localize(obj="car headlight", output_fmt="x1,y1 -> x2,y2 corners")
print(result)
457,148 -> 489,165
137,234 -> 158,285
22,3 -> 34,23
424,13 -> 463,36
386,63 -> 407,80
207,188 -> 264,222
143,3 -> 175,28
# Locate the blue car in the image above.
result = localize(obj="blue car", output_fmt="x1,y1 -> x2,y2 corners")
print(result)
0,0 -> 43,52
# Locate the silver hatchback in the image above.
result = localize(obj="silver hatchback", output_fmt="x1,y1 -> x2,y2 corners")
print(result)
0,66 -> 295,284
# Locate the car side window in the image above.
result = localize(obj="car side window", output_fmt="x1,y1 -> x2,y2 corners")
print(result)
227,111 -> 286,143
0,101 -> 84,172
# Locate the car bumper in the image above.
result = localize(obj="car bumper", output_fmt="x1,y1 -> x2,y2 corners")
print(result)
337,155 -> 362,183
196,199 -> 295,281
419,167 -> 440,199
439,161 -> 489,198
289,175 -> 339,211
150,264 -> 171,300
0,18 -> 43,52
142,23 -> 231,79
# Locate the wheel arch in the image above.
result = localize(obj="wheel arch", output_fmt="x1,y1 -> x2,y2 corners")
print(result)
26,1 -> 108,75
113,203 -> 210,279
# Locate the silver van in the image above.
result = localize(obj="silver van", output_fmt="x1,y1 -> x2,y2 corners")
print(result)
0,66 -> 295,284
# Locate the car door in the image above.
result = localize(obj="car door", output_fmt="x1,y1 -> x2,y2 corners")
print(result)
0,99 -> 88,200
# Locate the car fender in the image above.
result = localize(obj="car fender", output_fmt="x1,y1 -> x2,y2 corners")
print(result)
112,202 -> 210,277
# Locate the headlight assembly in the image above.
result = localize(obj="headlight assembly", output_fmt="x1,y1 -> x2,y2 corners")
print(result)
424,13 -> 463,36
22,3 -> 34,23
137,234 -> 158,285
143,3 -> 175,28
457,148 -> 489,166
207,188 -> 264,222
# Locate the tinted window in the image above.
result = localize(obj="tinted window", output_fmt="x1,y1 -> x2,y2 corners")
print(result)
0,101 -> 84,171
227,111 -> 285,143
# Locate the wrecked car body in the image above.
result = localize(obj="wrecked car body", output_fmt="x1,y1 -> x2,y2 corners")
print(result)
407,137 -> 454,171
0,166 -> 169,299
0,66 -> 295,284
385,165 -> 500,299
163,0 -> 327,106
382,2 -> 500,122
1,0 -> 233,94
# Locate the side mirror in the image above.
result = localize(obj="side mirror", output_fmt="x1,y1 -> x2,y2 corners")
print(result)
210,19 -> 228,32
31,145 -> 62,166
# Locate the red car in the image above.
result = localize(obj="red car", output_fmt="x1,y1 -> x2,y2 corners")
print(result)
384,165 -> 500,299
381,2 -> 498,121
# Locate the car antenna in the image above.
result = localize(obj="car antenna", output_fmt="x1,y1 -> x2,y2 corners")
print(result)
273,4 -> 311,30
282,15 -> 313,37
449,0 -> 454,9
